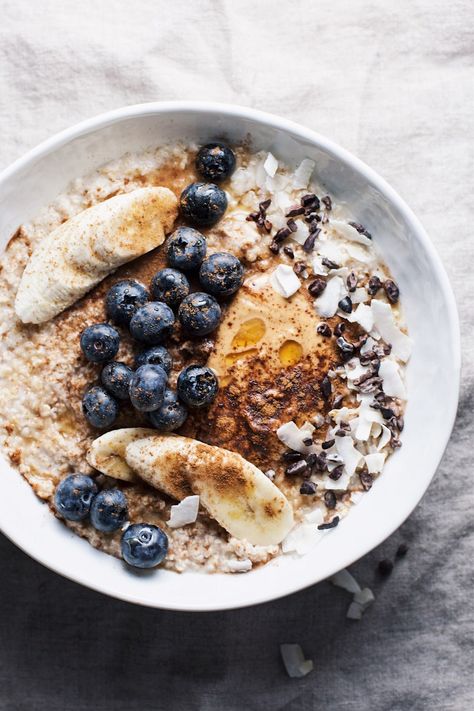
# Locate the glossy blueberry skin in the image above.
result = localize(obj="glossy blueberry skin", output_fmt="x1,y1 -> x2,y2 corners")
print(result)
80,323 -> 120,363
149,389 -> 188,432
121,523 -> 168,569
199,252 -> 244,297
134,345 -> 173,375
101,361 -> 133,400
54,474 -> 98,522
180,182 -> 227,228
177,365 -> 219,408
151,268 -> 190,308
196,142 -> 236,183
129,302 -> 175,344
129,364 -> 167,412
166,227 -> 207,271
82,385 -> 119,428
178,292 -> 222,336
105,280 -> 149,325
90,488 -> 128,533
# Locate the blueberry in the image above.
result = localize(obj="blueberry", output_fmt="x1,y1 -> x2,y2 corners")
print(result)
80,323 -> 120,363
106,280 -> 148,325
166,227 -> 207,271
149,389 -> 188,432
178,292 -> 221,336
82,385 -> 119,428
129,302 -> 175,344
196,142 -> 236,182
90,488 -> 128,533
101,361 -> 133,400
177,364 -> 218,408
151,268 -> 190,308
121,523 -> 168,569
180,182 -> 227,227
54,474 -> 98,522
129,364 -> 167,412
134,345 -> 173,374
199,252 -> 244,297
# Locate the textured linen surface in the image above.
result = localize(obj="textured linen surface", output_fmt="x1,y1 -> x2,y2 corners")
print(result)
0,1 -> 472,709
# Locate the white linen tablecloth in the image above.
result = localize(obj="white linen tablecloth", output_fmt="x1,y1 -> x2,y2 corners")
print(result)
0,1 -> 472,708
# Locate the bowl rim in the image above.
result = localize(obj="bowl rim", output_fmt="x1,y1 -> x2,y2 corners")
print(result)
0,101 -> 461,610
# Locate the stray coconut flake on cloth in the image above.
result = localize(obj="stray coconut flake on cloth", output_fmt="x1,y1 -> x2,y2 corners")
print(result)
330,568 -> 361,594
330,568 -> 375,620
280,644 -> 314,678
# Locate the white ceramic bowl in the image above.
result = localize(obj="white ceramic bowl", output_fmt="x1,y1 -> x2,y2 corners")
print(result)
0,102 -> 460,610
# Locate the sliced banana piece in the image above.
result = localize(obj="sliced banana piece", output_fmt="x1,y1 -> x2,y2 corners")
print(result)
86,427 -> 157,482
15,187 -> 178,324
125,434 -> 294,546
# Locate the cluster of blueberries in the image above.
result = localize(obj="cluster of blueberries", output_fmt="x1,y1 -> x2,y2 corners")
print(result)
55,143 -> 239,569
80,142 -> 242,432
54,474 -> 168,568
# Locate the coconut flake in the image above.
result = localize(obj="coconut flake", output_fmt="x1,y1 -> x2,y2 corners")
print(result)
304,507 -> 325,525
264,152 -> 278,177
344,358 -> 370,383
320,470 -> 352,491
274,190 -> 292,213
350,491 -> 364,504
351,287 -> 369,304
330,568 -> 361,594
354,587 -> 375,608
291,220 -> 309,246
354,398 -> 383,442
227,558 -> 253,573
312,255 -> 329,276
346,601 -> 364,620
230,166 -> 256,195
270,264 -> 301,298
314,276 -> 344,317
282,523 -> 326,554
371,300 -> 412,362
330,220 -> 372,246
293,158 -> 315,189
280,644 -> 314,678
344,242 -> 375,264
167,495 -> 200,528
335,435 -> 363,477
360,336 -> 376,355
276,421 -> 315,454
317,239 -> 346,266
365,452 -> 386,473
348,303 -> 374,332
379,359 -> 407,399
255,159 -> 267,190
377,424 -> 392,451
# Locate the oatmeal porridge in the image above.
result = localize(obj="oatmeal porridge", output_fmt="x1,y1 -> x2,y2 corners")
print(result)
0,140 -> 411,573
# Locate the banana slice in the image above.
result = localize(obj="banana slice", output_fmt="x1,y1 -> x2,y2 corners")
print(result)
86,427 -> 157,482
15,187 -> 178,324
125,434 -> 294,546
